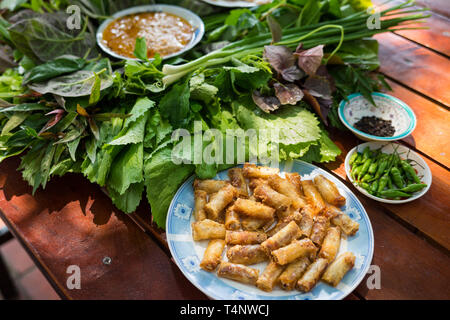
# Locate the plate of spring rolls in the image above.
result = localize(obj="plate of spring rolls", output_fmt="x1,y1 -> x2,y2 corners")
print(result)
166,161 -> 374,300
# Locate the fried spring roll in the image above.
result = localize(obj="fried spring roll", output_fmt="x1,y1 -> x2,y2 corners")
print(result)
200,239 -> 226,271
301,180 -> 326,215
279,257 -> 311,291
268,175 -> 307,209
313,175 -> 346,207
242,163 -> 280,179
330,208 -> 359,236
226,245 -> 268,265
271,239 -> 317,265
192,219 -> 226,241
233,198 -> 275,221
194,190 -> 208,221
241,217 -> 272,232
228,167 -> 249,197
225,230 -> 267,245
248,178 -> 267,191
194,179 -> 229,194
254,184 -> 292,214
256,261 -> 285,292
204,184 -> 236,220
296,258 -> 328,292
322,252 -> 355,287
310,215 -> 330,246
261,221 -> 302,253
224,205 -> 241,231
298,207 -> 314,238
217,261 -> 259,285
285,172 -> 303,195
318,227 -> 341,262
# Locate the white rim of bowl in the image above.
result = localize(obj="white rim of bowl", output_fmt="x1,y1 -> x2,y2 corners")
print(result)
344,142 -> 432,204
96,4 -> 205,61
338,92 -> 417,141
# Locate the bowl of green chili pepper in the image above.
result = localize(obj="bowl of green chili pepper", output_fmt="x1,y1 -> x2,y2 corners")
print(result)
345,142 -> 432,204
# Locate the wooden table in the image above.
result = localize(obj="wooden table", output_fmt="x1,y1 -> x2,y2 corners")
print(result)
0,0 -> 449,300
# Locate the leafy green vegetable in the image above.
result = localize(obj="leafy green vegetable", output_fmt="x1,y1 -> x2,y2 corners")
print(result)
144,147 -> 194,228
28,69 -> 113,97
23,55 -> 86,84
8,10 -> 97,63
159,78 -> 191,128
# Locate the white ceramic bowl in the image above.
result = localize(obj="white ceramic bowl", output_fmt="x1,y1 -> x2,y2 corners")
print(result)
339,92 -> 416,142
344,142 -> 432,204
96,4 -> 205,61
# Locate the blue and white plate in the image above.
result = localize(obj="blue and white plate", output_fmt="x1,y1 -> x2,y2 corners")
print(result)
166,161 -> 374,300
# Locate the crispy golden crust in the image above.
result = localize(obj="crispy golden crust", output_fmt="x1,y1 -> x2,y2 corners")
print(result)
242,163 -> 279,179
226,245 -> 268,265
256,261 -> 285,292
217,261 -> 259,285
224,205 -> 241,231
194,189 -> 208,221
330,210 -> 359,236
271,239 -> 317,265
310,215 -> 330,246
194,179 -> 229,194
296,258 -> 328,292
200,239 -> 226,271
254,184 -> 293,214
261,221 -> 302,253
313,175 -> 346,207
228,167 -> 249,197
322,252 -> 355,287
233,198 -> 275,221
279,257 -> 311,291
318,227 -> 341,262
204,184 -> 236,220
225,230 -> 267,245
192,219 -> 226,241
301,180 -> 326,216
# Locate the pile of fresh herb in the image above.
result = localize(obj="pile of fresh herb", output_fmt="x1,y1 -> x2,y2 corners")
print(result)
0,0 -> 429,227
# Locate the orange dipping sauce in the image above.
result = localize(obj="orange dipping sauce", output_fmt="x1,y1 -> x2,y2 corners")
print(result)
102,12 -> 193,59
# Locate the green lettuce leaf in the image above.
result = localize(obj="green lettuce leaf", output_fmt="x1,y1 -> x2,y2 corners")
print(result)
144,147 -> 194,228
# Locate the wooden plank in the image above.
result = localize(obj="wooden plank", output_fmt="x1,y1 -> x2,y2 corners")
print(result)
0,157 -> 207,300
325,129 -> 450,250
353,194 -> 450,300
415,0 -> 450,18
375,32 -> 450,106
384,80 -> 450,168
372,0 -> 450,56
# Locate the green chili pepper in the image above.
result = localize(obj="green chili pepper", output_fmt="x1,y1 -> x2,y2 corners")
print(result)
390,167 -> 404,189
359,182 -> 371,191
359,158 -> 372,180
387,176 -> 393,189
370,155 -> 388,182
377,173 -> 390,193
370,180 -> 379,194
361,173 -> 372,182
379,189 -> 411,198
401,160 -> 421,184
362,147 -> 371,162
349,152 -> 359,166
368,160 -> 378,175
400,183 -> 427,193
351,164 -> 363,180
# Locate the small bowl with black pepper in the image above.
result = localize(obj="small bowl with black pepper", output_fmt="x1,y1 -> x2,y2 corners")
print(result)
338,92 -> 416,142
